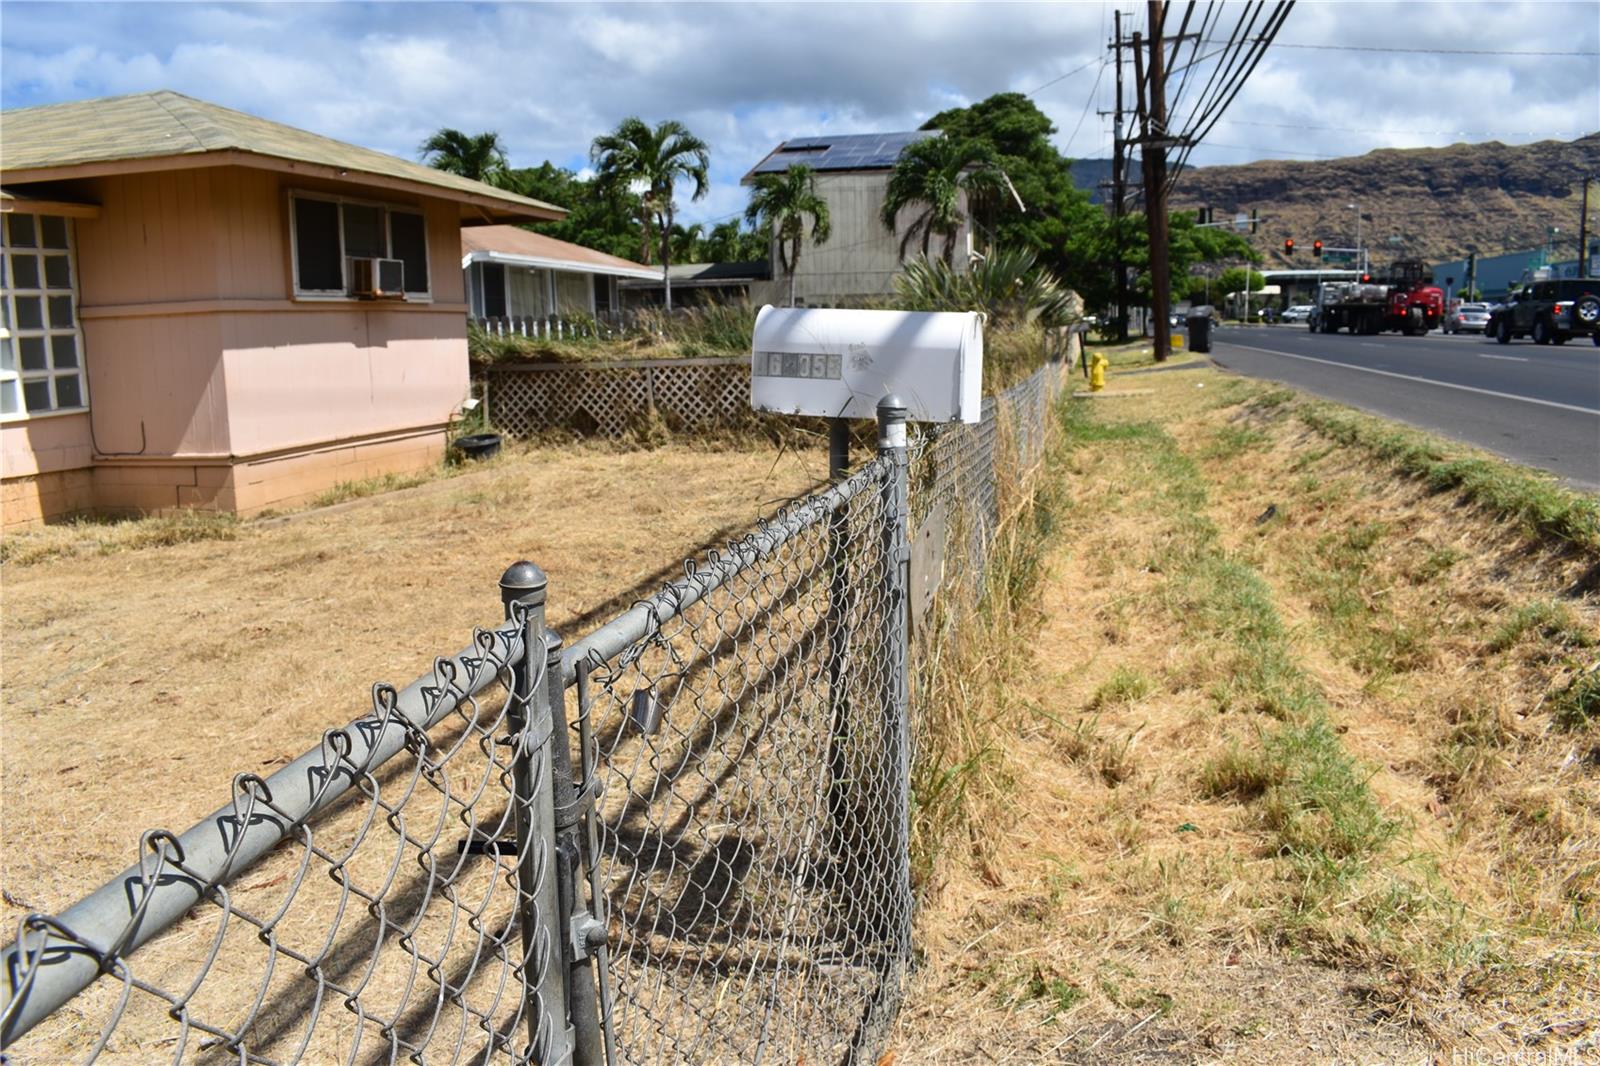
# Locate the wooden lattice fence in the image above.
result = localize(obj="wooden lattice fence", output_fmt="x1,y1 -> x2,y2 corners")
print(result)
479,358 -> 752,439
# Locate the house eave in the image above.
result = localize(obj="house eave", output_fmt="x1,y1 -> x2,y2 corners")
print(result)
1,149 -> 566,222
461,249 -> 660,281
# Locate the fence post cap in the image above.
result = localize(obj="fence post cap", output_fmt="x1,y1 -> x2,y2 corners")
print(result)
499,561 -> 548,608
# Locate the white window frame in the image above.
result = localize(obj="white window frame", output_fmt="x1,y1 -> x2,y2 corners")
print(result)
1,211 -> 90,423
287,191 -> 432,302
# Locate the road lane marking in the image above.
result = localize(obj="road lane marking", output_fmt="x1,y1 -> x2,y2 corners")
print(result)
1478,354 -> 1529,362
1216,341 -> 1600,415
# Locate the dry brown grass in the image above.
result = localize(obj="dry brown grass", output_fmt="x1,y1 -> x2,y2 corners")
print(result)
0,438 -> 826,930
890,365 -> 1599,1063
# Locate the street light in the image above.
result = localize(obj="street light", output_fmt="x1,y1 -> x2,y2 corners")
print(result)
1346,201 -> 1364,274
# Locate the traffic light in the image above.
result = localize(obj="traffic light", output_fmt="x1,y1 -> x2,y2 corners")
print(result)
1284,238 -> 1295,255
1360,273 -> 1371,283
1313,239 -> 1323,258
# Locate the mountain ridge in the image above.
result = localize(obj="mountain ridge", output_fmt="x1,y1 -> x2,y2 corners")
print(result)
1073,134 -> 1600,268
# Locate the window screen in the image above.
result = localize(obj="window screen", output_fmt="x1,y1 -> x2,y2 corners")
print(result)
342,203 -> 386,259
481,262 -> 506,318
293,197 -> 343,292
389,211 -> 429,295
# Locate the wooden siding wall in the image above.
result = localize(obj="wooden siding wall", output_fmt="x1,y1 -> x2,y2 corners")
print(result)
54,166 -> 467,462
771,171 -> 971,306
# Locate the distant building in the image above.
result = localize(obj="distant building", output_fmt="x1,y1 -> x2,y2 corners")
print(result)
741,131 -> 974,306
462,225 -> 656,324
619,261 -> 771,308
1432,241 -> 1600,298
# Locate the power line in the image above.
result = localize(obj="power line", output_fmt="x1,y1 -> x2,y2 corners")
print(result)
1215,117 -> 1596,138
1260,41 -> 1598,57
1063,58 -> 1110,154
1026,56 -> 1102,96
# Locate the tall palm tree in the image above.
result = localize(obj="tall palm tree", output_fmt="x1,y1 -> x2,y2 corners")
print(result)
880,135 -> 1004,266
419,129 -> 510,187
591,118 -> 710,310
744,164 -> 832,307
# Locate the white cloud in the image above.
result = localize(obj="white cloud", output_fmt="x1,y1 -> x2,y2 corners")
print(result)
2,1 -> 1595,225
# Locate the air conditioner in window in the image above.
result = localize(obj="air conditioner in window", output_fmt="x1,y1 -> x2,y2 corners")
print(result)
347,257 -> 405,298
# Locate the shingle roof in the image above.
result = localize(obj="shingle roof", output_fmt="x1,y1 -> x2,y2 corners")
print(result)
743,131 -> 936,180
0,90 -> 564,220
461,225 -> 657,279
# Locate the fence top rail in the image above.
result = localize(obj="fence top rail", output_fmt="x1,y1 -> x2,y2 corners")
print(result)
560,459 -> 881,685
482,356 -> 750,372
0,622 -> 528,1045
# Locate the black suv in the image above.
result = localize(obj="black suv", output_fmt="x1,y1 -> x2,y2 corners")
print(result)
1490,278 -> 1600,346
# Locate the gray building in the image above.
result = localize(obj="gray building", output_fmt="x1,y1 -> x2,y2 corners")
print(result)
742,131 -> 973,306
1432,241 -> 1599,299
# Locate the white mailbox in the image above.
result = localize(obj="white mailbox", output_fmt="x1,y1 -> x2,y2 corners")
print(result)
750,306 -> 983,424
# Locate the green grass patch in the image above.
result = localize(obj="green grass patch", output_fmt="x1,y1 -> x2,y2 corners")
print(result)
1089,666 -> 1153,708
1063,393 -> 1425,944
0,510 -> 241,566
1487,600 -> 1596,654
311,470 -> 435,508
1297,403 -> 1600,555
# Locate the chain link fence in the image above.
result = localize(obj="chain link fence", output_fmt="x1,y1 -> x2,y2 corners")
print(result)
2,360 -> 1065,1065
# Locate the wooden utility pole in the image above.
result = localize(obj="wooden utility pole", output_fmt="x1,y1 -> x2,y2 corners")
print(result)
1142,0 -> 1173,361
1580,175 -> 1592,276
1111,10 -> 1130,341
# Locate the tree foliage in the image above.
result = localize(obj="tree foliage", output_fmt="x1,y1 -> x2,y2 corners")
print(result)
591,117 -> 710,303
881,135 -> 1005,264
745,164 -> 831,305
419,129 -> 511,187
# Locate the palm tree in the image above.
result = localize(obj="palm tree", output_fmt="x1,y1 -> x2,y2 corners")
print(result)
880,135 -> 1004,266
744,164 -> 832,307
591,118 -> 710,310
419,129 -> 510,187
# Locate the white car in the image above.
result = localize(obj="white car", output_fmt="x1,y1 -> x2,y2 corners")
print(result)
1444,302 -> 1492,334
1281,305 -> 1313,323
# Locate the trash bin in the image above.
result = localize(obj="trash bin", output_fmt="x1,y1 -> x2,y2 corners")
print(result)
1186,307 -> 1213,354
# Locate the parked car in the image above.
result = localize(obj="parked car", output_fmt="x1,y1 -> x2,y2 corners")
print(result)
1281,304 -> 1313,323
1488,279 -> 1600,345
1443,301 -> 1493,334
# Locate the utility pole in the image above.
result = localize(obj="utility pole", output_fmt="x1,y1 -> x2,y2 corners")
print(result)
1580,175 -> 1592,276
1141,0 -> 1173,361
1111,10 -> 1129,341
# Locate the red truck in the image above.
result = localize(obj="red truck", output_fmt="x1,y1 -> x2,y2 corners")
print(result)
1309,260 -> 1445,336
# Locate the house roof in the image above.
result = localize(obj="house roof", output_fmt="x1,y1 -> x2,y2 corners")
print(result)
0,90 -> 564,223
743,130 -> 936,181
460,225 -> 657,280
619,261 -> 770,287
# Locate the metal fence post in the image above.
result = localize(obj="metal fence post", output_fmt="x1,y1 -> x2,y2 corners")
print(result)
500,562 -> 572,1066
855,394 -> 916,1055
542,629 -> 608,1066
826,416 -> 853,838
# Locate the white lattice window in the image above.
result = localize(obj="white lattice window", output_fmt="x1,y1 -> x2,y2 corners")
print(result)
1,212 -> 88,420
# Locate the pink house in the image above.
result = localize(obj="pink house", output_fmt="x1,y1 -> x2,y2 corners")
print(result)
0,90 -> 563,528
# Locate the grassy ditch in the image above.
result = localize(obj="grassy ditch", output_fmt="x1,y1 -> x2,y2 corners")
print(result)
891,365 -> 1599,1063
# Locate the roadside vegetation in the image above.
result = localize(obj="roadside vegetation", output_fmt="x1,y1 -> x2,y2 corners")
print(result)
893,364 -> 1598,1062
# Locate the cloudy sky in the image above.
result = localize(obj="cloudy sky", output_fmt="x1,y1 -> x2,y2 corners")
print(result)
2,1 -> 1596,227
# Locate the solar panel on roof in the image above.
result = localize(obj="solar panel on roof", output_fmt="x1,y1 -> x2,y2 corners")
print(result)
750,129 -> 936,175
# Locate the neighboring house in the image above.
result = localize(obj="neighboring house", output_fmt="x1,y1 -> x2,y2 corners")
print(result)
0,90 -> 561,529
462,225 -> 657,324
740,131 -> 973,307
618,261 -> 772,308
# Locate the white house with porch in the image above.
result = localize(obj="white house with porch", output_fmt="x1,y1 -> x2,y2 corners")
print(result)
462,225 -> 657,326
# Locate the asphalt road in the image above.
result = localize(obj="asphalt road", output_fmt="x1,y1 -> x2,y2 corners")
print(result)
1205,324 -> 1600,490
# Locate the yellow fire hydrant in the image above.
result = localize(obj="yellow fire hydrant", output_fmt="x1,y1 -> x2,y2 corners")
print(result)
1089,351 -> 1108,392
